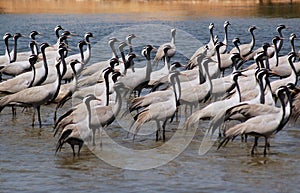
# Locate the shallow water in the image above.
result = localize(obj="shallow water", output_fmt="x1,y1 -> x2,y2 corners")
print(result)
1,9 -> 300,193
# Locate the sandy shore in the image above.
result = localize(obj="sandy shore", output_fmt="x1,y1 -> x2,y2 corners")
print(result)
0,0 -> 298,16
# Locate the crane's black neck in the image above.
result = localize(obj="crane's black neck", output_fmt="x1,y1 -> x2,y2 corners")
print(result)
35,47 -> 48,86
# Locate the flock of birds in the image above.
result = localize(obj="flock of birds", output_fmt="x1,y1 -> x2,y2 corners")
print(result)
0,21 -> 299,157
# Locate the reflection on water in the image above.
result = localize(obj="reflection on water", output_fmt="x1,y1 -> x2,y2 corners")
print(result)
0,0 -> 300,19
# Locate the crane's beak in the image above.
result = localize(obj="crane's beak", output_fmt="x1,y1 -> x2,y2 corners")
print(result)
240,73 -> 248,78
268,70 -> 280,77
289,89 -> 297,95
70,32 -> 78,36
95,98 -> 102,102
113,38 -> 121,43
118,42 -> 132,47
181,64 -> 187,68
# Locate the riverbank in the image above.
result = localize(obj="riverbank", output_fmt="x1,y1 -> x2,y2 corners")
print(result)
0,0 -> 299,17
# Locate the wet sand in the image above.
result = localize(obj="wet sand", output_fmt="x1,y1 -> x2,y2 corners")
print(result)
0,0 -> 299,18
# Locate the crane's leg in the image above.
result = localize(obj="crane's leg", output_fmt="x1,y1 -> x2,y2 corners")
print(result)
267,138 -> 270,150
162,119 -> 168,142
32,107 -> 36,127
92,128 -> 96,146
12,106 -> 16,118
251,137 -> 258,156
54,104 -> 59,125
78,142 -> 83,157
71,144 -> 75,157
264,136 -> 268,156
156,121 -> 161,141
37,106 -> 42,128
99,128 -> 103,148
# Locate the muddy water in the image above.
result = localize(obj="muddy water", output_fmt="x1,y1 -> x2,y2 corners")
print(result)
1,6 -> 300,193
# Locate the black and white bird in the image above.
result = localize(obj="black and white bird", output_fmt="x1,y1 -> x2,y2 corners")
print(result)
218,86 -> 292,156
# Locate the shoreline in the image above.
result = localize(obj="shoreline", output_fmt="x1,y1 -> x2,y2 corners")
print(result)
0,0 -> 300,17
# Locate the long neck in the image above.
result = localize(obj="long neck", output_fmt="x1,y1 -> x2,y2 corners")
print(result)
10,37 -> 18,63
50,64 -> 62,102
250,30 -> 255,52
255,56 -> 264,70
209,28 -> 214,45
232,57 -> 241,73
127,38 -> 133,53
54,38 -> 60,48
281,93 -> 292,129
120,47 -> 126,62
4,37 -> 11,62
273,43 -> 279,67
113,89 -> 122,116
55,29 -> 60,39
234,42 -> 241,56
28,65 -> 36,88
255,58 -> 261,70
34,43 -> 39,55
277,31 -> 284,52
259,77 -> 265,104
60,56 -> 67,78
235,79 -> 242,102
290,37 -> 295,53
30,42 -> 35,55
288,57 -> 298,85
264,56 -> 270,70
120,48 -> 127,75
35,49 -> 48,86
79,46 -> 85,63
145,53 -> 152,80
264,78 -> 275,106
259,58 -> 265,69
275,92 -> 290,134
164,53 -> 170,70
126,58 -> 134,73
223,25 -> 228,48
71,70 -> 78,93
104,72 -> 110,106
215,46 -> 222,77
248,76 -> 265,104
84,99 -> 92,130
84,43 -> 91,64
203,62 -> 212,94
110,42 -> 118,59
171,75 -> 181,104
198,61 -> 206,84
171,32 -> 175,45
